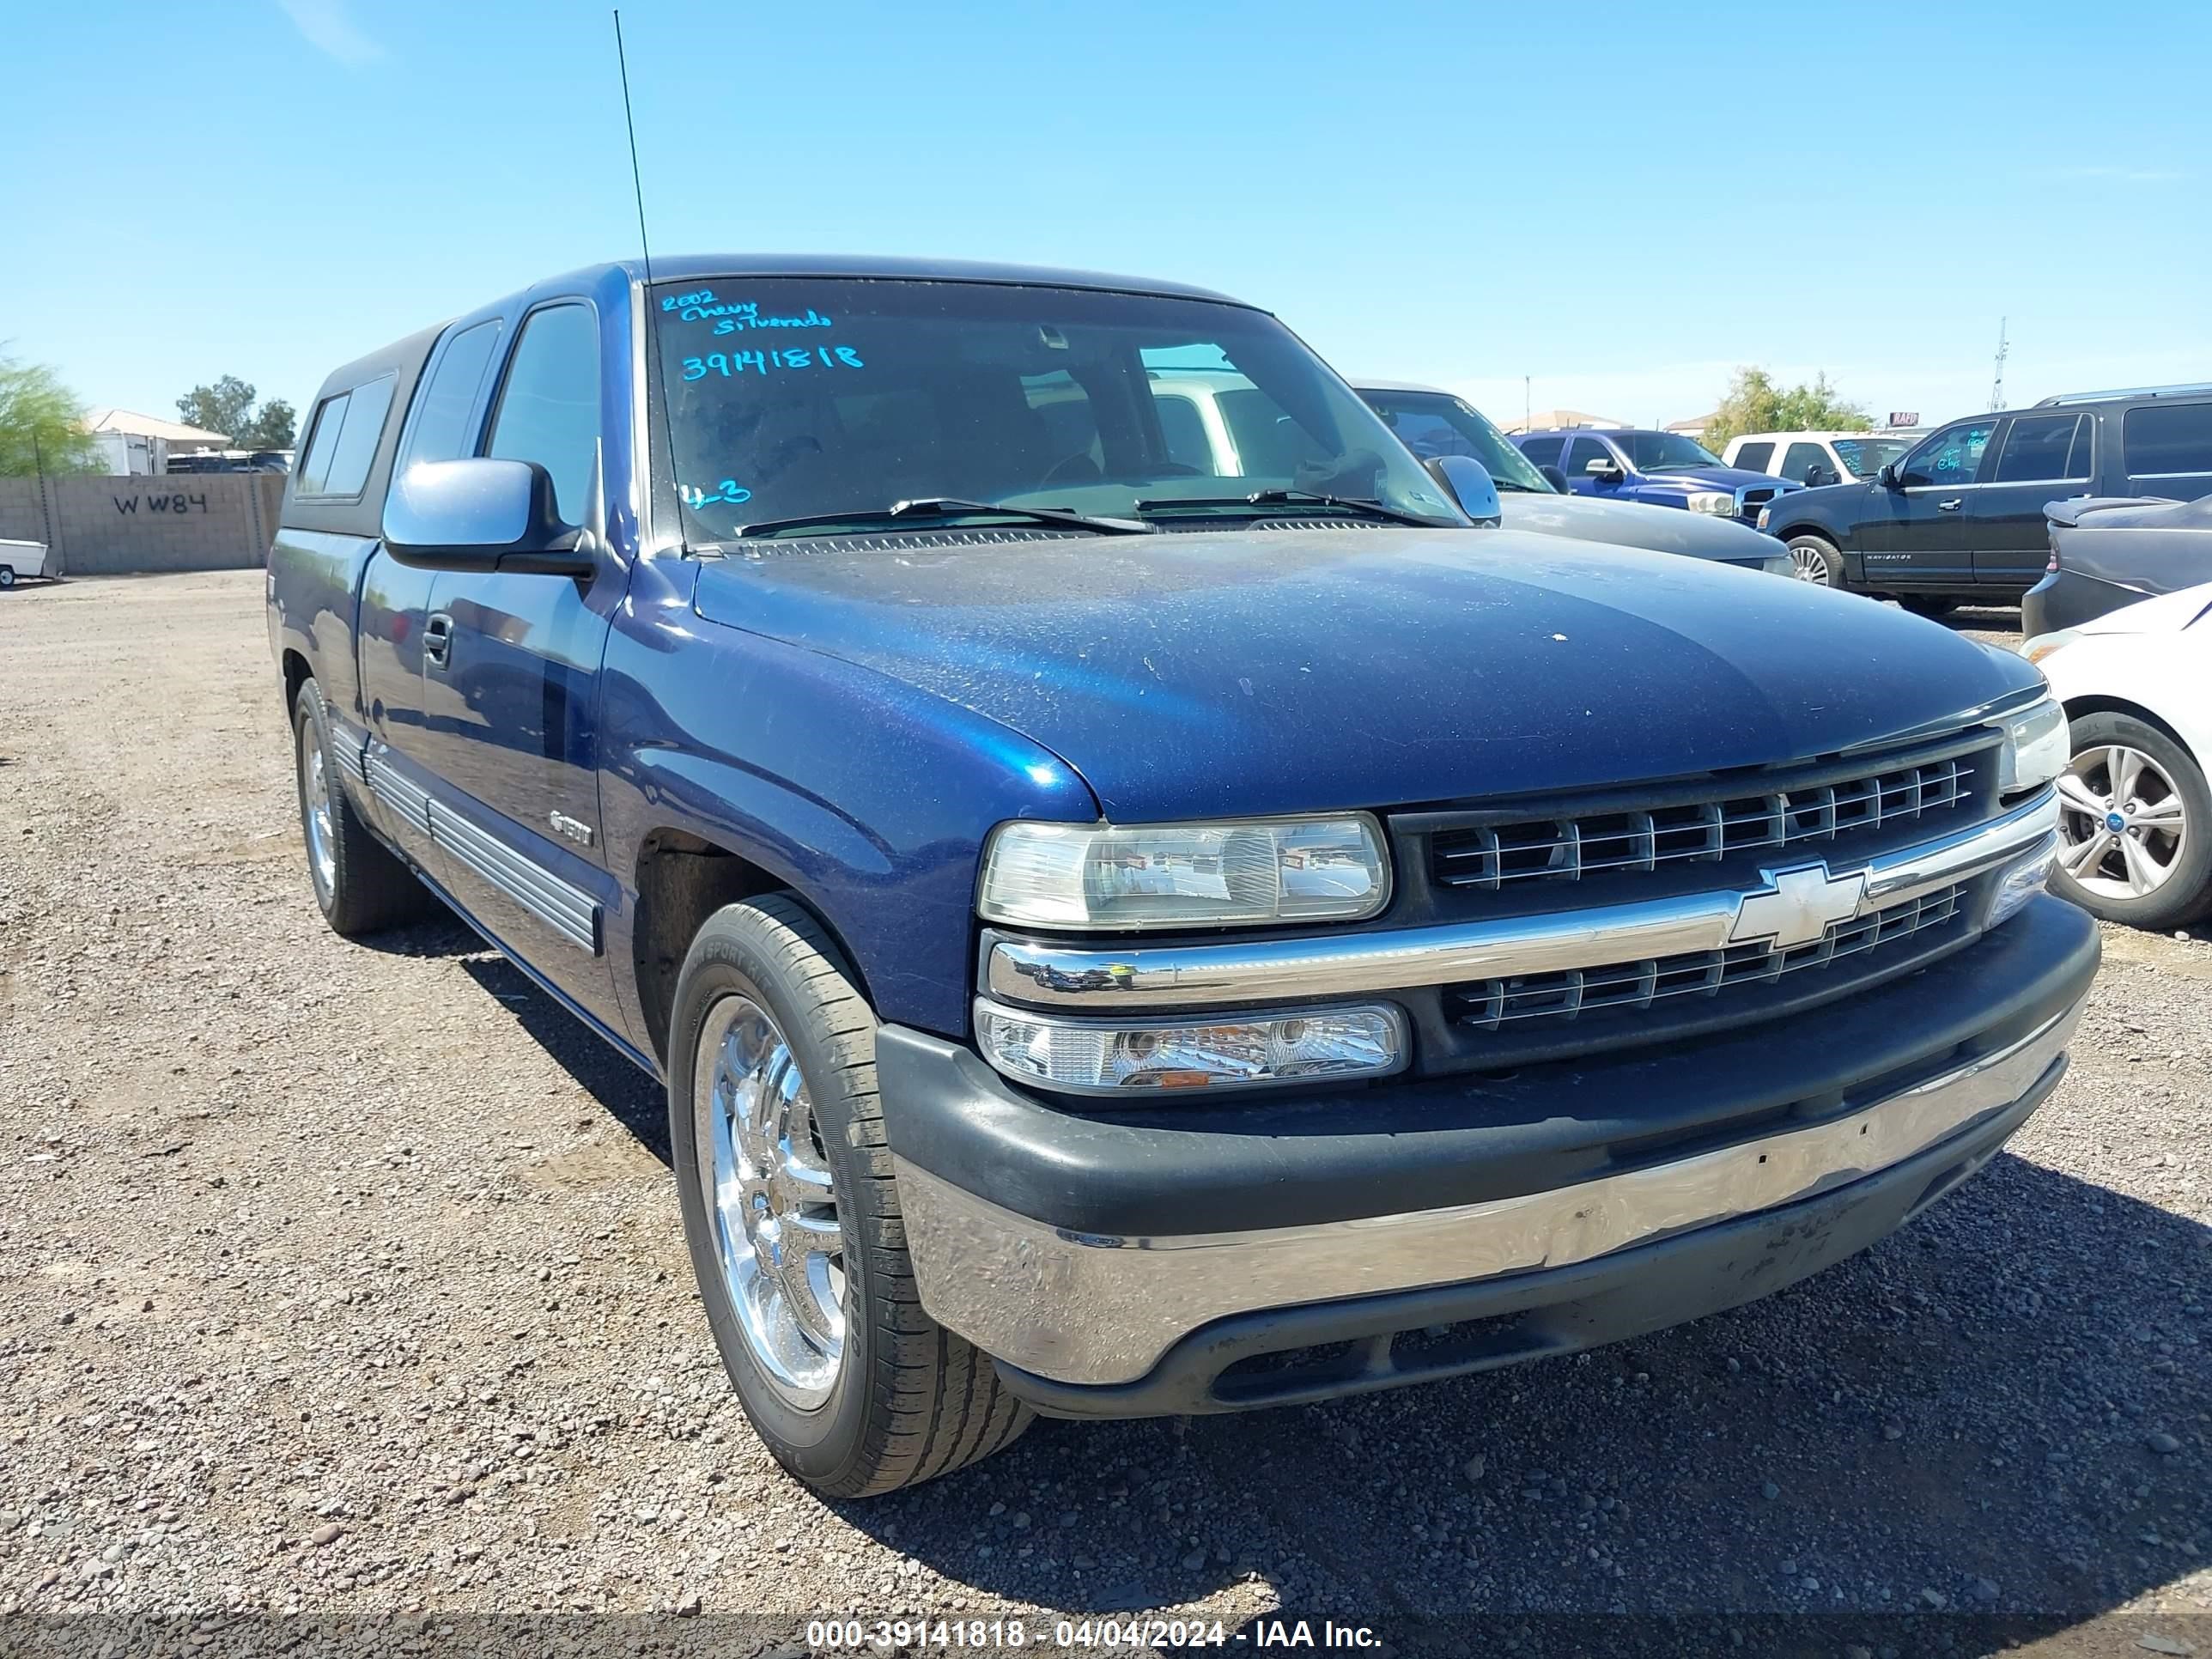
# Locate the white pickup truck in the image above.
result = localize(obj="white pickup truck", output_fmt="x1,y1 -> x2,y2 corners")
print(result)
0,538 -> 52,588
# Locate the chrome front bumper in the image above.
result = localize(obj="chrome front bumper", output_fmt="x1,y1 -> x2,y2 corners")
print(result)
894,999 -> 2081,1389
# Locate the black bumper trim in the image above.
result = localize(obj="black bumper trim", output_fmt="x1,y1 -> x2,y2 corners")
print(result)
1000,1054 -> 2061,1419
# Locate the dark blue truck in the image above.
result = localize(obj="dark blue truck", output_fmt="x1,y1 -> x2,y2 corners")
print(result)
1513,426 -> 1802,530
268,255 -> 2094,1497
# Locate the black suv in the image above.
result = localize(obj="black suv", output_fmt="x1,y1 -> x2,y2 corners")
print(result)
1759,384 -> 2212,612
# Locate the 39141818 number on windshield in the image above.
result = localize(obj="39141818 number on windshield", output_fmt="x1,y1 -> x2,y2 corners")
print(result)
681,345 -> 866,380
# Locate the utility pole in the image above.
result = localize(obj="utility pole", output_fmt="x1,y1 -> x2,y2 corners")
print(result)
1523,375 -> 1530,434
1988,317 -> 2008,412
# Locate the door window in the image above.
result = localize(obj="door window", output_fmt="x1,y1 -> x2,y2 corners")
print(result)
1898,420 -> 1995,488
1779,441 -> 1831,483
1565,435 -> 1618,477
486,304 -> 601,522
1734,441 -> 1775,472
1517,434 -> 1565,467
2122,402 -> 2212,480
1991,413 -> 2091,483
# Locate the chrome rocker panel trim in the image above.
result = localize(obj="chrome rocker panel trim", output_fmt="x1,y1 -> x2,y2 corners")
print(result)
362,740 -> 601,954
985,789 -> 2058,1012
896,1000 -> 2081,1388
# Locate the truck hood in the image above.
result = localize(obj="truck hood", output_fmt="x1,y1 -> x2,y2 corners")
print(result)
691,526 -> 2042,821
1635,465 -> 1796,493
1497,492 -> 1778,565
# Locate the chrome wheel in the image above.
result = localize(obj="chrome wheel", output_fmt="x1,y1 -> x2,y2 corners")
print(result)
694,993 -> 845,1408
298,717 -> 336,900
2057,744 -> 2188,902
1789,543 -> 1830,583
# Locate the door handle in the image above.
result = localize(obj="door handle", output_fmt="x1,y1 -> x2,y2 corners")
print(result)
422,611 -> 453,671
1936,498 -> 1964,513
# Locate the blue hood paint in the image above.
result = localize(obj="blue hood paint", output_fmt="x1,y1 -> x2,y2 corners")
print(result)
1636,465 -> 1794,493
693,528 -> 2040,822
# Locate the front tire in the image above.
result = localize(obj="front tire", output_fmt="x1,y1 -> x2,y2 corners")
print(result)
291,679 -> 434,936
667,896 -> 1030,1497
2051,712 -> 2212,930
1785,534 -> 1844,588
0,566 -> 15,590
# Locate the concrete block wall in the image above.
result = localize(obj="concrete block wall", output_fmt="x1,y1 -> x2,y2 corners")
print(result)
0,473 -> 285,575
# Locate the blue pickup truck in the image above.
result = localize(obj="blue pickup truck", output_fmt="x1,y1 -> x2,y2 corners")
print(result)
1514,426 -> 1802,529
269,255 -> 2094,1497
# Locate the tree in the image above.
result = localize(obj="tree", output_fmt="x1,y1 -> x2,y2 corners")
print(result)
242,398 -> 296,450
1702,368 -> 1870,453
175,374 -> 258,442
0,353 -> 100,477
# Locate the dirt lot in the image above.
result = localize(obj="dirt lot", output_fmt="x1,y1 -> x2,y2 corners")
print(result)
1,571 -> 2207,1655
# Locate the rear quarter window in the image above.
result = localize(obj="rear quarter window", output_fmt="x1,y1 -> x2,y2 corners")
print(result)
1734,441 -> 1775,472
2123,402 -> 2212,481
295,374 -> 396,499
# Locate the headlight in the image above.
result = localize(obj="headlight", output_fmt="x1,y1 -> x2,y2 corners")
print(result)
1760,553 -> 1796,578
1996,698 -> 2068,796
2021,629 -> 2079,665
1686,491 -> 1739,517
974,1000 -> 1407,1094
1756,506 -> 1773,531
1987,834 -> 2057,930
978,815 -> 1389,931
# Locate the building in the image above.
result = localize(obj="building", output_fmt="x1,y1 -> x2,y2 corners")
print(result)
1502,407 -> 1626,434
81,409 -> 232,476
1664,412 -> 1717,440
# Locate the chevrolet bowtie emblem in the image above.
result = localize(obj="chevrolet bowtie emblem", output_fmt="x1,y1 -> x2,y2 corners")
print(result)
1729,863 -> 1869,951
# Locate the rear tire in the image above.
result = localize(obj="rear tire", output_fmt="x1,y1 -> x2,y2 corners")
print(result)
2051,712 -> 2212,931
291,678 -> 434,936
0,566 -> 15,589
1785,534 -> 1844,588
668,895 -> 1031,1497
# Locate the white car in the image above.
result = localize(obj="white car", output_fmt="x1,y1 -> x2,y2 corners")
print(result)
2022,583 -> 2212,929
0,538 -> 52,588
1722,431 -> 1917,489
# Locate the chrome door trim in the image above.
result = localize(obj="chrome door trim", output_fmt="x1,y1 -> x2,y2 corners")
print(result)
362,741 -> 602,953
895,1002 -> 2081,1386
984,791 -> 2057,1012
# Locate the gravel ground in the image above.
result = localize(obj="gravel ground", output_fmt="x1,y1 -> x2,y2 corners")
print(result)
0,573 -> 2206,1656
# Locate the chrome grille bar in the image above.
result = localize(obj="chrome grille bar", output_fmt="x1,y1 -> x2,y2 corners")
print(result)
1453,886 -> 1962,1030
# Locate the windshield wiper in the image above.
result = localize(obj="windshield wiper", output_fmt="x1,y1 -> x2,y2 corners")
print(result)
1135,489 -> 1443,528
734,496 -> 1150,539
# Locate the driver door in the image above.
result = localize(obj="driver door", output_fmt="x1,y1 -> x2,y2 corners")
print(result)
1564,434 -> 1622,497
1864,416 -> 1994,587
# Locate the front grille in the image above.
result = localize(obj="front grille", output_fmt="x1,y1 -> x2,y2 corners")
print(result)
1431,755 -> 1975,891
1447,884 -> 1963,1033
1741,486 -> 1782,510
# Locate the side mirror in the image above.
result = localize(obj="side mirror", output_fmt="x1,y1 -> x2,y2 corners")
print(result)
1875,462 -> 1902,489
1583,456 -> 1616,476
381,459 -> 597,576
1538,464 -> 1571,494
1804,465 -> 1832,488
1423,454 -> 1502,526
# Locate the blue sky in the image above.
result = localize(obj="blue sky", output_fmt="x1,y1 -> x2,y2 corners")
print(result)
5,0 -> 2208,436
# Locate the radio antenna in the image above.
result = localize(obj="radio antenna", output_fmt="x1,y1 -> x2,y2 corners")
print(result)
612,9 -> 690,554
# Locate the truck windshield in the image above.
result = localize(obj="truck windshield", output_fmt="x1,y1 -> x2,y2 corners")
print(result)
1614,433 -> 1725,471
1359,388 -> 1553,493
651,277 -> 1465,539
